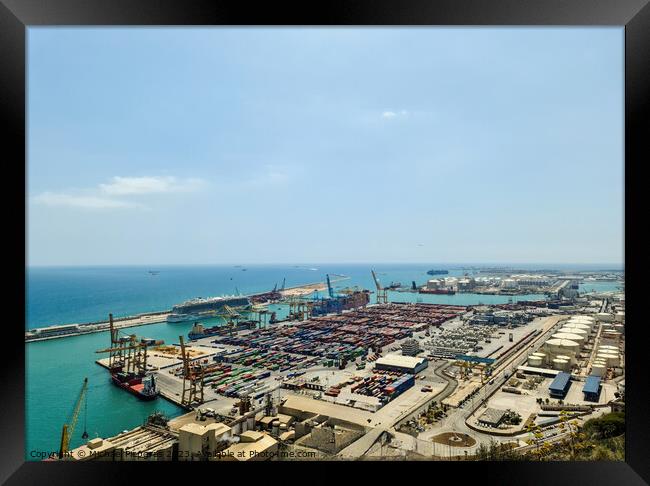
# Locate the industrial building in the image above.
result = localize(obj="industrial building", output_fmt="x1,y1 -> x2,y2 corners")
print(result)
548,372 -> 572,398
374,354 -> 428,374
217,430 -> 279,461
401,338 -> 420,357
477,408 -> 506,428
582,375 -> 602,402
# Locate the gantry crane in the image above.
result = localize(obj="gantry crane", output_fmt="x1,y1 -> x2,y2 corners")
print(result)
102,313 -> 149,374
179,335 -> 204,408
284,295 -> 315,321
371,269 -> 388,304
96,341 -> 149,376
59,377 -> 89,459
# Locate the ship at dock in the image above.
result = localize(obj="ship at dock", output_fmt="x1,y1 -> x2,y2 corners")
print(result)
418,288 -> 456,295
111,372 -> 158,401
166,295 -> 251,322
96,314 -> 160,401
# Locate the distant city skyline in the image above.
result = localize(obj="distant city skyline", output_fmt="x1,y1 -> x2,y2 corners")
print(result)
27,27 -> 624,266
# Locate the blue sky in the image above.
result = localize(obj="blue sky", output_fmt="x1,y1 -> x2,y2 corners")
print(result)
27,27 -> 623,266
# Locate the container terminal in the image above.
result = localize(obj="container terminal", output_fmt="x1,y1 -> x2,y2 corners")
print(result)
46,269 -> 624,461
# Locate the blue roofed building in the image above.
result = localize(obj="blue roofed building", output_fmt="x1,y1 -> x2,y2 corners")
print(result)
582,375 -> 602,402
548,372 -> 572,398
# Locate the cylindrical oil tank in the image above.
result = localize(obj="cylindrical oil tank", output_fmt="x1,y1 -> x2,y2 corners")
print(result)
602,331 -> 621,341
615,312 -> 625,323
567,321 -> 594,328
563,325 -> 591,334
598,345 -> 619,353
528,356 -> 543,367
552,358 -> 570,371
591,363 -> 607,376
597,353 -> 620,367
552,332 -> 585,346
544,338 -> 580,357
562,323 -> 591,333
555,354 -> 575,365
565,318 -> 592,326
596,313 -> 615,322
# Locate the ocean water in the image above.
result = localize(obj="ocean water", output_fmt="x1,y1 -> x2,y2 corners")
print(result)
24,263 -> 618,459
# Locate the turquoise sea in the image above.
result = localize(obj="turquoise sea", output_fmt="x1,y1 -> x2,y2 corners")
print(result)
25,263 -> 620,459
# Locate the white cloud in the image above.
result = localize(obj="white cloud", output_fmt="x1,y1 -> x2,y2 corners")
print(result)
33,192 -> 138,209
382,110 -> 409,119
32,175 -> 206,211
99,176 -> 205,195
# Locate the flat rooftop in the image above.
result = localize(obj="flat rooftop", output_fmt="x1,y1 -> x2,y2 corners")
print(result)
375,354 -> 426,368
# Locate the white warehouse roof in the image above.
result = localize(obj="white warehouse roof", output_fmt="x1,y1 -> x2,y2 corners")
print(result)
375,354 -> 426,369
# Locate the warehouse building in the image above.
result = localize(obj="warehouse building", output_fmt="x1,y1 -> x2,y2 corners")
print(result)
582,375 -> 602,402
477,408 -> 507,428
374,354 -> 428,374
548,372 -> 572,398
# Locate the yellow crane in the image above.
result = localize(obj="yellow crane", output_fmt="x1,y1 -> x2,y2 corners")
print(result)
59,377 -> 89,459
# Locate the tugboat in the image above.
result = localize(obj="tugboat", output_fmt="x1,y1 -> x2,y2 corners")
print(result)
111,372 -> 158,401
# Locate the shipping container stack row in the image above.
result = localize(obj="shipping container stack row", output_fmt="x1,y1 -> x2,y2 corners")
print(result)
214,347 -> 317,372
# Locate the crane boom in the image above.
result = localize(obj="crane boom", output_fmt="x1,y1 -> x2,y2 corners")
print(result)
179,335 -> 189,377
95,343 -> 145,353
326,274 -> 335,299
371,269 -> 383,291
59,377 -> 88,458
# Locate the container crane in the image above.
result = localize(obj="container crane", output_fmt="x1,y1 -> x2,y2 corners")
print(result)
371,269 -> 388,304
179,335 -> 204,407
59,377 -> 89,459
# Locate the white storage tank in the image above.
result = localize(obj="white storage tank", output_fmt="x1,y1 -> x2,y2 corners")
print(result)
562,323 -> 591,333
528,356 -> 543,367
568,321 -> 594,328
555,354 -> 575,365
567,319 -> 596,331
596,312 -> 615,322
552,358 -> 570,371
591,363 -> 607,377
552,332 -> 585,345
544,338 -> 580,357
561,329 -> 590,339
615,311 -> 625,323
598,345 -> 619,353
602,331 -> 621,341
597,353 -> 620,367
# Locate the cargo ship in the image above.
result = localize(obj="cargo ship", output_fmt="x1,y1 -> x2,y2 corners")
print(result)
188,320 -> 257,340
419,288 -> 456,295
167,295 -> 251,322
426,269 -> 449,275
111,372 -> 158,401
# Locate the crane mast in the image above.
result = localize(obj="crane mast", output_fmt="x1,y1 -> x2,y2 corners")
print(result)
371,269 -> 388,304
59,377 -> 88,459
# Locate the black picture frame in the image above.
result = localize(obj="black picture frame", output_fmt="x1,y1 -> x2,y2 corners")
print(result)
2,0 -> 647,484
